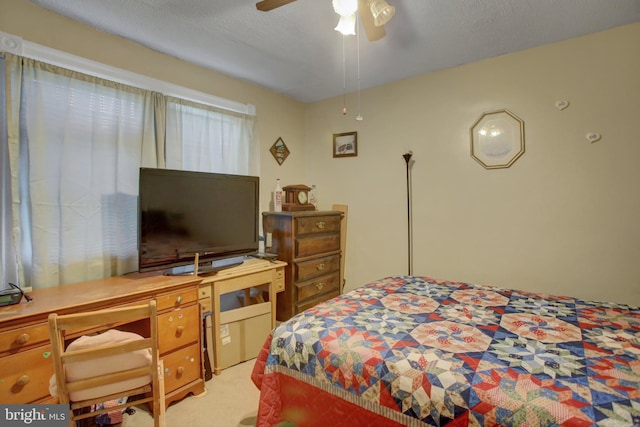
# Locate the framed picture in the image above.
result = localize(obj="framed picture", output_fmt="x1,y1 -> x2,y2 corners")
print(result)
269,137 -> 290,165
470,109 -> 525,169
333,132 -> 358,158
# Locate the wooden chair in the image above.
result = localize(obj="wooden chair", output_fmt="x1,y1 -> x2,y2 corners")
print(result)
48,301 -> 165,427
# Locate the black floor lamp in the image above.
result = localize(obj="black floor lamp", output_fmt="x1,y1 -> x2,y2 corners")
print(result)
402,151 -> 413,275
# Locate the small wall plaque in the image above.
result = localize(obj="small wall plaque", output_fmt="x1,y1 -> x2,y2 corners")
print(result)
270,137 -> 290,165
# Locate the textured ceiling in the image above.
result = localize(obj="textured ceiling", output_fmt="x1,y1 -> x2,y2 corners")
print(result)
29,0 -> 640,103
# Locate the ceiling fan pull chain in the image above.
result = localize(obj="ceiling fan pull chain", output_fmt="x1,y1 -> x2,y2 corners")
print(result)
342,35 -> 347,115
356,14 -> 363,121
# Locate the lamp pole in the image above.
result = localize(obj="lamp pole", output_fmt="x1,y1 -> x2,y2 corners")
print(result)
402,151 -> 413,275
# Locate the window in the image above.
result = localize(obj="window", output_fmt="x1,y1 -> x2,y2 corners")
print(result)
166,97 -> 258,175
3,53 -> 258,289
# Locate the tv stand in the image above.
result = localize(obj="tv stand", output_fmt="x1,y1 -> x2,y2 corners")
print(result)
198,258 -> 287,375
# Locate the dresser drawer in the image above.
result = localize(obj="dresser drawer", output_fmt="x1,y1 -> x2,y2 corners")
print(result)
295,254 -> 340,282
296,290 -> 340,315
295,215 -> 341,235
0,344 -> 54,403
156,288 -> 198,312
0,323 -> 50,355
158,304 -> 200,354
162,342 -> 201,394
295,272 -> 341,303
295,234 -> 340,258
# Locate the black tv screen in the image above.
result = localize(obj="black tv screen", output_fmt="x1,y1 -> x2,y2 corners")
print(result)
138,168 -> 259,273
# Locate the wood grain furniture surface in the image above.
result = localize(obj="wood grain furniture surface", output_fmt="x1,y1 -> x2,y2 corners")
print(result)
263,210 -> 343,321
0,273 -> 204,408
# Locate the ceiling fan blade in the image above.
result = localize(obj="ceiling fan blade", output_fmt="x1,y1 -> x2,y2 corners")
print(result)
256,0 -> 297,11
358,0 -> 386,41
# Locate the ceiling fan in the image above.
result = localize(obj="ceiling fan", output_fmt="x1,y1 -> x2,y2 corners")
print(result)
255,0 -> 395,42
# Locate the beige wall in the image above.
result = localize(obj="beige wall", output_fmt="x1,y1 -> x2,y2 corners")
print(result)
0,0 -> 308,216
2,1 -> 639,305
307,23 -> 640,305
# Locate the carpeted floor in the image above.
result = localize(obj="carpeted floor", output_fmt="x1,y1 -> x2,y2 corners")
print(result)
123,358 -> 261,427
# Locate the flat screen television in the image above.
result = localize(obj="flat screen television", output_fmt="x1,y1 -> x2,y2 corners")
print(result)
138,168 -> 259,274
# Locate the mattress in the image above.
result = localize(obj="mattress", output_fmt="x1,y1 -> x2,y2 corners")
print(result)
251,276 -> 640,426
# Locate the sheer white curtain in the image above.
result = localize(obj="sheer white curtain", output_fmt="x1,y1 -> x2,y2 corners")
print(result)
0,55 -> 19,291
6,56 -> 160,288
165,97 -> 259,175
3,54 -> 258,290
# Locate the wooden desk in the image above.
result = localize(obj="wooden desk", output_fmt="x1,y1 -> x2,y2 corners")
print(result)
0,273 -> 205,407
199,258 -> 286,375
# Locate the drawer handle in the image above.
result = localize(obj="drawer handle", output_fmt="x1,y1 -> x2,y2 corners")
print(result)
16,375 -> 30,386
176,296 -> 183,304
177,366 -> 185,377
316,263 -> 325,271
315,221 -> 325,230
176,325 -> 185,336
315,282 -> 324,290
15,333 -> 30,345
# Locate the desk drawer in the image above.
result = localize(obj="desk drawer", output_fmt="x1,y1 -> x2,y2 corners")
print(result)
158,304 -> 200,354
199,285 -> 211,300
199,297 -> 211,315
162,343 -> 200,394
216,270 -> 273,290
273,267 -> 285,293
0,323 -> 50,355
0,344 -> 54,403
295,254 -> 340,282
156,288 -> 198,312
199,285 -> 212,314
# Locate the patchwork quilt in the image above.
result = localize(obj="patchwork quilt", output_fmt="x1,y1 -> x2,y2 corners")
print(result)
251,276 -> 640,426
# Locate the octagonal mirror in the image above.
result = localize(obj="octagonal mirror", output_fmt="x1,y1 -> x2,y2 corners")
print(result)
470,109 -> 525,169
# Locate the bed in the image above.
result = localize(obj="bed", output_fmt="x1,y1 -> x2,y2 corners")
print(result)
251,275 -> 640,426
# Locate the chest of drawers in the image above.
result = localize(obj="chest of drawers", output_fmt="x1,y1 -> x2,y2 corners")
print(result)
263,211 -> 343,321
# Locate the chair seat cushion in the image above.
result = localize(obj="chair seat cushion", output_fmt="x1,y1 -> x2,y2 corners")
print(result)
49,329 -> 152,401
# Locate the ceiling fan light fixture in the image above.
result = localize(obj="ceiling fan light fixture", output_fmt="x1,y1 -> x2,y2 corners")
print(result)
332,0 -> 358,16
370,0 -> 395,27
335,13 -> 356,35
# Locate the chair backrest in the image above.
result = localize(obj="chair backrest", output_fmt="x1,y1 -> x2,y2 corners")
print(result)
48,301 -> 163,427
